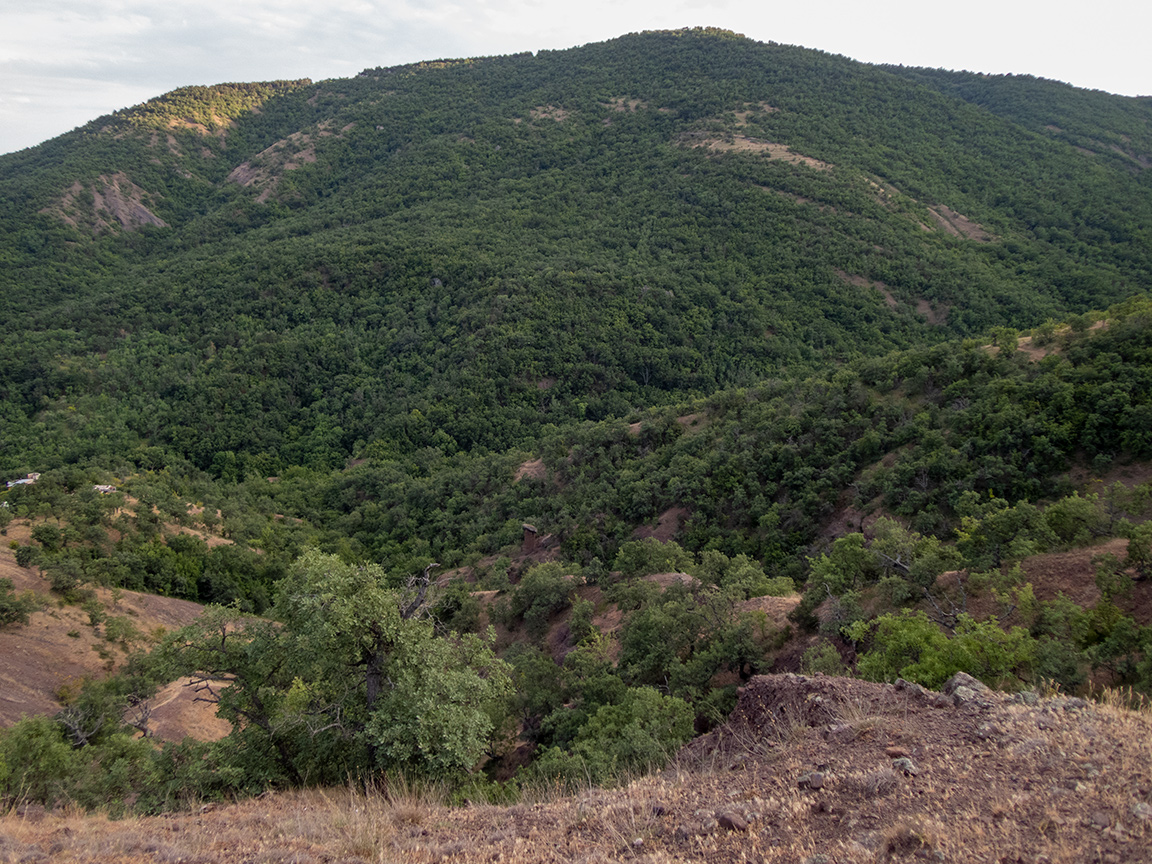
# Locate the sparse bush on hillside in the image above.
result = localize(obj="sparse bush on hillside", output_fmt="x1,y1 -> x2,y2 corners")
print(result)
802,639 -> 848,676
0,578 -> 37,628
508,562 -> 576,638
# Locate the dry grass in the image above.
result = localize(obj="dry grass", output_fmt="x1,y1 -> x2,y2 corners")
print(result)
4,676 -> 1152,862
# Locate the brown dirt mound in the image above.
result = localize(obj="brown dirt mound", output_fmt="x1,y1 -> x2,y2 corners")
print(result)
735,593 -> 801,627
1017,539 -> 1152,626
228,125 -> 346,202
514,458 -> 547,483
1064,457 -> 1152,491
836,270 -> 897,308
915,298 -> 948,325
642,571 -> 695,589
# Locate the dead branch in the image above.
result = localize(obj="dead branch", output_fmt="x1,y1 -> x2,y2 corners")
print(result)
401,561 -> 440,619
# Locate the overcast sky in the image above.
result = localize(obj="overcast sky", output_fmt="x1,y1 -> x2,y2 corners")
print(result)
2,0 -> 1149,155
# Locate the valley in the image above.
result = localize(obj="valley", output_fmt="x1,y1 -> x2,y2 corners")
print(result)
1,26 -> 1151,861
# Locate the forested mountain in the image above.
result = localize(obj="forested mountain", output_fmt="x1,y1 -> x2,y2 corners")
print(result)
2,28 -> 1150,477
2,28 -> 1152,810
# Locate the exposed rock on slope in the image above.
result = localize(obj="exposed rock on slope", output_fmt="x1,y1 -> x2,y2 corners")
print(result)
40,172 -> 168,234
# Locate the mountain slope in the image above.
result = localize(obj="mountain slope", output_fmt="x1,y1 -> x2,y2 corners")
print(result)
1,29 -> 1150,478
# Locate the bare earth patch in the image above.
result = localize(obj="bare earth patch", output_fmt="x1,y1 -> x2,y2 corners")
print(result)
0,536 -> 208,728
514,458 -> 547,483
634,507 -> 691,543
735,593 -> 801,628
530,105 -> 569,122
1016,334 -> 1056,361
915,298 -> 948,325
140,676 -> 231,742
166,113 -> 233,137
228,123 -> 348,202
679,135 -> 831,170
1017,539 -> 1128,610
732,102 -> 780,126
642,571 -> 696,589
926,204 -> 995,242
1065,458 -> 1152,491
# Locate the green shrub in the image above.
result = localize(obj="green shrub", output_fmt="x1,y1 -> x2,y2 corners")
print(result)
612,539 -> 693,579
30,523 -> 62,552
801,640 -> 847,676
569,597 -> 595,643
697,549 -> 793,599
0,716 -> 80,804
510,563 -> 575,637
852,610 -> 1036,690
530,687 -> 693,786
0,578 -> 37,628
1044,493 -> 1107,546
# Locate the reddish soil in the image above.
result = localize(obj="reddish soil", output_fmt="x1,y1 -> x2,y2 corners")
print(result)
40,173 -> 168,234
1064,458 -> 1152,492
1019,539 -> 1152,625
915,298 -> 947,325
932,539 -> 1152,632
735,593 -> 801,628
641,571 -> 695,589
141,676 -> 231,743
675,413 -> 704,431
633,507 -> 690,542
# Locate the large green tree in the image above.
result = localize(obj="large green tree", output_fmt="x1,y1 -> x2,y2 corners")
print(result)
161,550 -> 511,784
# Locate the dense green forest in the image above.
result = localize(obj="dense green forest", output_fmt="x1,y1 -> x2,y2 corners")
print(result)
1,28 -> 1151,811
